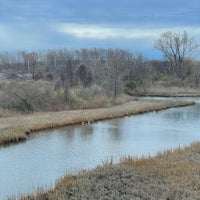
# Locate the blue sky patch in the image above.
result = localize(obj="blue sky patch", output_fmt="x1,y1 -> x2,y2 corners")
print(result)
0,0 -> 199,58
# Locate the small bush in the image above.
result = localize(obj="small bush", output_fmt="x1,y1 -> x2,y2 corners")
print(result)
157,74 -> 182,86
64,84 -> 112,109
111,95 -> 132,105
84,95 -> 111,109
124,80 -> 136,94
0,80 -> 64,112
71,95 -> 85,109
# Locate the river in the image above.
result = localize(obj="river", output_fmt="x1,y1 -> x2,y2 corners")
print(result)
0,97 -> 200,199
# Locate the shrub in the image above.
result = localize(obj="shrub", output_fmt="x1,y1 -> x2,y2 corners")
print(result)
84,95 -> 110,109
65,84 -> 111,109
0,80 -> 64,112
159,75 -> 182,86
71,95 -> 85,109
124,80 -> 136,94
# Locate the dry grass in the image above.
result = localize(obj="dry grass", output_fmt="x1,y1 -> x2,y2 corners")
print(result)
0,108 -> 19,118
81,95 -> 111,109
0,99 -> 195,146
0,129 -> 27,145
144,85 -> 200,97
16,142 -> 200,200
111,94 -> 133,105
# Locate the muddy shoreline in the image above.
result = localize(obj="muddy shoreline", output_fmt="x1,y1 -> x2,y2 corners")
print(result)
0,99 -> 195,146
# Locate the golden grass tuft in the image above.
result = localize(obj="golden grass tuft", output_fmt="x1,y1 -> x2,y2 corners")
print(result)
0,128 -> 27,145
120,142 -> 200,182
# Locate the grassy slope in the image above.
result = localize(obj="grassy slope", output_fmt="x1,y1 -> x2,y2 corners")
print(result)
18,142 -> 200,200
0,99 -> 195,146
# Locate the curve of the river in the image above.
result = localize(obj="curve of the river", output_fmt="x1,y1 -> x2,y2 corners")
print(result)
0,97 -> 200,199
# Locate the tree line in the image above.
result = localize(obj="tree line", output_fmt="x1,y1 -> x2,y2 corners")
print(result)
0,48 -> 158,95
0,31 -> 200,112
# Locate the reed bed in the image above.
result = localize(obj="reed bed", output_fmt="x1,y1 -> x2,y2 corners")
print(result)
0,108 -> 18,118
144,85 -> 200,97
13,142 -> 200,200
0,99 -> 195,146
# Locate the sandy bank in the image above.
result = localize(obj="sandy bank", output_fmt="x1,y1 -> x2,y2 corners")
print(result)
0,99 -> 195,146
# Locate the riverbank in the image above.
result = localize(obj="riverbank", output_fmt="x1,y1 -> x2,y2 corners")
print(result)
139,86 -> 200,97
15,141 -> 200,200
0,99 -> 195,146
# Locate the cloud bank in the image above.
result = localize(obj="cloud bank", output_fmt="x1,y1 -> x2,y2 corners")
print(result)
1,0 -> 200,58
56,23 -> 200,40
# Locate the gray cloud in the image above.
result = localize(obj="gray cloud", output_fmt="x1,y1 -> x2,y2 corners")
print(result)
56,23 -> 200,40
1,0 -> 200,58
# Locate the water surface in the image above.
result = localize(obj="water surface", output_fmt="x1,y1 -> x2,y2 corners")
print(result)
0,97 -> 200,199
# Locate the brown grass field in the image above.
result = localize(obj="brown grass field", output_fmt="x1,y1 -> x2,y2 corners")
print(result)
143,85 -> 200,97
12,142 -> 200,200
0,99 -> 195,146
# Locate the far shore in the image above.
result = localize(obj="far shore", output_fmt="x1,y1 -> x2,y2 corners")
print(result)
132,85 -> 200,97
0,98 -> 195,146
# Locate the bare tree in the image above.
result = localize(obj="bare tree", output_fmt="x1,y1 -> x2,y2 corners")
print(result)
20,51 -> 30,73
59,49 -> 75,86
76,64 -> 93,86
54,50 -> 77,105
155,31 -> 199,79
0,52 -> 12,71
106,49 -> 128,97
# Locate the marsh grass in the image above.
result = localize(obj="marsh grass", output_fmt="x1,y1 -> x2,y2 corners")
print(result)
82,95 -> 111,109
144,85 -> 200,97
0,128 -> 27,145
15,142 -> 200,200
120,142 -> 200,187
0,99 -> 195,146
0,108 -> 19,118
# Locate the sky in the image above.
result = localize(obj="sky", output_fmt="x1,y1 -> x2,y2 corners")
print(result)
0,0 -> 200,58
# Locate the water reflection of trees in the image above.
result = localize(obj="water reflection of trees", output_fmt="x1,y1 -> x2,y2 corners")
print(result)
106,119 -> 124,141
164,105 -> 200,122
59,126 -> 76,141
57,124 -> 94,143
80,125 -> 94,140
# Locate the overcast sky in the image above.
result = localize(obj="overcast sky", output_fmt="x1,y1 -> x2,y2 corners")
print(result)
0,0 -> 200,58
